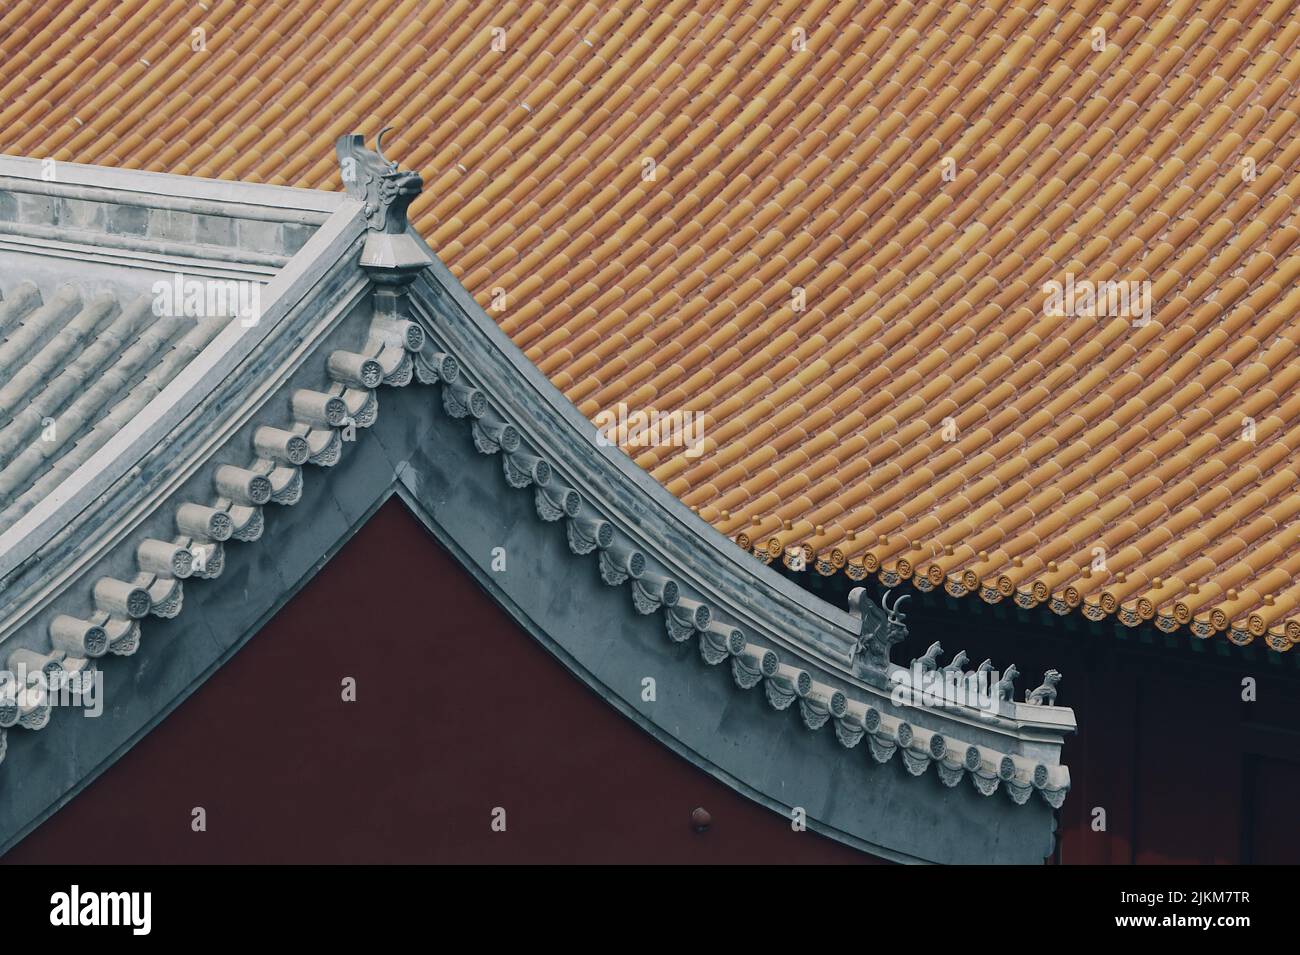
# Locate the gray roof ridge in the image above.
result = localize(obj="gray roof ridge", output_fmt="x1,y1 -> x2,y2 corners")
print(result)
0,162 -> 363,583
0,154 -> 343,218
0,137 -> 1074,862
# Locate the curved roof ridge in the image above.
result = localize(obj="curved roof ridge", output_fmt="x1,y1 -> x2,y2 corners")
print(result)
2,1 -> 1297,651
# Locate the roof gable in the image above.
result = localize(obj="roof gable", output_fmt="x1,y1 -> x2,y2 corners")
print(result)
4,3 -> 1297,647
0,138 -> 1072,862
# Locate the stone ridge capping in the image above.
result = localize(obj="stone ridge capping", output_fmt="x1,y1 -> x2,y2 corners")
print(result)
0,260 -> 405,772
0,155 -> 342,213
0,137 -> 1070,820
406,276 -> 1071,810
0,170 -> 365,592
320,129 -> 1076,810
0,177 -> 325,263
0,157 -> 342,284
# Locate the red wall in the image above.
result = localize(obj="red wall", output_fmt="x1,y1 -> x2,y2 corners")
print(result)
1054,650 -> 1300,864
3,500 -> 877,865
8,497 -> 1298,864
908,604 -> 1300,864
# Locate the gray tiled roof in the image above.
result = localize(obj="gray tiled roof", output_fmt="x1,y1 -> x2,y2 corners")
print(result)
0,280 -> 217,533
0,143 -> 1074,863
0,156 -> 363,826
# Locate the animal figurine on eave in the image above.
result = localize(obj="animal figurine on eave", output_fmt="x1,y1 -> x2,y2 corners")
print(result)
1026,669 -> 1062,706
992,664 -> 1019,702
910,640 -> 943,673
850,588 -> 911,670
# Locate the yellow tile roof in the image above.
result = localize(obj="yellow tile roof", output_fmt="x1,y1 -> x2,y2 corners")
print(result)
5,0 -> 1300,649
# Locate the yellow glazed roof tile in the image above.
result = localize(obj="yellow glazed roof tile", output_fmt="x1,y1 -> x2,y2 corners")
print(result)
6,0 -> 1300,649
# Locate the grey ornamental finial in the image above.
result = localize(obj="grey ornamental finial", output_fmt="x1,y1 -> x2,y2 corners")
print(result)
850,587 -> 911,671
910,640 -> 942,673
375,124 -> 398,171
336,126 -> 433,276
335,126 -> 424,234
942,649 -> 969,674
993,664 -> 1020,702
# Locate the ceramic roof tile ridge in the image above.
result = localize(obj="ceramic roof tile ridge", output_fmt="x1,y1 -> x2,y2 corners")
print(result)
0,139 -> 1074,864
4,2 -> 1300,647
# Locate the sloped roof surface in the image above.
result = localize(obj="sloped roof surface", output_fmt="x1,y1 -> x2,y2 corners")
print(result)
3,0 -> 1300,648
0,279 -> 215,534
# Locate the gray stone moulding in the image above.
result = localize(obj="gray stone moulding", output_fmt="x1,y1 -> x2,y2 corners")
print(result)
0,140 -> 1074,863
402,271 -> 1074,820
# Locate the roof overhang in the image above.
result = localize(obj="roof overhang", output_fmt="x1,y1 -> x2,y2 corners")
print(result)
0,142 -> 1075,863
0,157 -> 363,610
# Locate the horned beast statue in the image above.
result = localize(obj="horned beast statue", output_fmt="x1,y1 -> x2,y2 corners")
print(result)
849,587 -> 910,670
337,126 -> 424,233
336,127 -> 433,277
